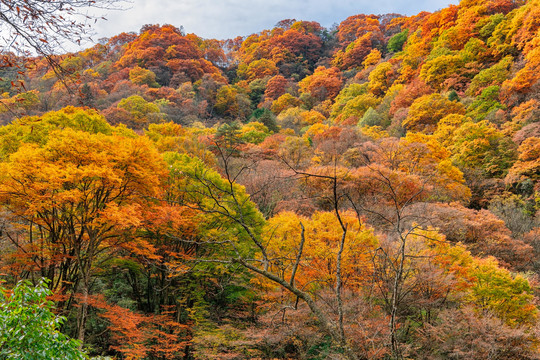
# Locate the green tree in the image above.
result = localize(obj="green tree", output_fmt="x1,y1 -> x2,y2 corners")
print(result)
466,56 -> 512,96
467,85 -> 506,121
387,30 -> 408,53
251,107 -> 279,133
470,257 -> 537,327
0,279 -> 86,359
451,120 -> 516,177
358,107 -> 383,127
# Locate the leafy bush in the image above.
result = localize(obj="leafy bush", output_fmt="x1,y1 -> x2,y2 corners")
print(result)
0,279 -> 86,360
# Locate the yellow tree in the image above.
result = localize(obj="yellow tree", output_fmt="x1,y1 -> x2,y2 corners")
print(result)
403,93 -> 465,133
0,127 -> 166,345
263,210 -> 378,298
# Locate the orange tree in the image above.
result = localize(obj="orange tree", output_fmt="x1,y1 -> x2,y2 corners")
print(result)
0,108 -> 167,345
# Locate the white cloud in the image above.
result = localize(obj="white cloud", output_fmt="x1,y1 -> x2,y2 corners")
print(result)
89,0 -> 458,42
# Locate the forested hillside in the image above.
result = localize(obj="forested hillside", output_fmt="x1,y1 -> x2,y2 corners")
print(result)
0,0 -> 539,358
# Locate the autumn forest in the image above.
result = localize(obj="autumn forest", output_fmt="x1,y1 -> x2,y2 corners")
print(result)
0,0 -> 539,359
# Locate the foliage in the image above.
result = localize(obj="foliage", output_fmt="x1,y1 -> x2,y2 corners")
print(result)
87,295 -> 190,359
0,0 -> 126,85
507,137 -> 540,183
469,257 -> 537,327
368,62 -> 395,96
403,93 -> 465,133
238,59 -> 279,81
0,279 -> 86,360
420,54 -> 464,89
164,152 -> 265,255
467,56 -> 512,96
450,120 -> 517,177
467,85 -> 506,121
118,95 -> 160,119
1,1 -> 539,358
387,30 -> 408,53
332,91 -> 381,124
214,85 -> 252,119
129,66 -> 160,87
414,306 -> 539,359
358,107 -> 384,127
116,25 -> 225,85
251,108 -> 279,133
0,106 -> 114,158
271,93 -> 301,115
263,210 -> 378,292
298,66 -> 343,101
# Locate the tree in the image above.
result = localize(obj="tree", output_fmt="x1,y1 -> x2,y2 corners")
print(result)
214,85 -> 252,120
336,14 -> 383,47
368,62 -> 396,97
0,106 -> 114,157
403,93 -> 465,133
332,35 -> 374,70
0,0 -> 126,83
331,87 -> 381,125
467,85 -> 506,121
237,21 -> 324,78
419,54 -> 464,90
414,306 -> 539,359
358,107 -> 384,128
240,122 -> 272,144
116,25 -> 225,85
166,144 -> 367,359
174,127 -> 472,359
470,256 -> 537,327
237,59 -> 279,81
264,74 -> 289,100
0,126 -> 167,345
407,202 -> 532,269
251,108 -> 279,133
387,30 -> 408,53
467,56 -> 512,96
507,137 -> 540,183
298,66 -> 343,101
299,135 -> 470,357
362,49 -> 382,68
271,93 -> 301,115
129,66 -> 159,88
118,94 -> 160,117
450,120 -> 516,177
389,78 -> 432,116
0,279 -> 86,359
86,294 -> 190,359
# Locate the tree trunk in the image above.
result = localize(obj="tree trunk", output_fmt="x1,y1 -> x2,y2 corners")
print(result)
390,235 -> 406,359
77,270 -> 89,348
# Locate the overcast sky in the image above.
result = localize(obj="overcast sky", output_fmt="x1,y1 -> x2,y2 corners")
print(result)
85,0 -> 458,42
